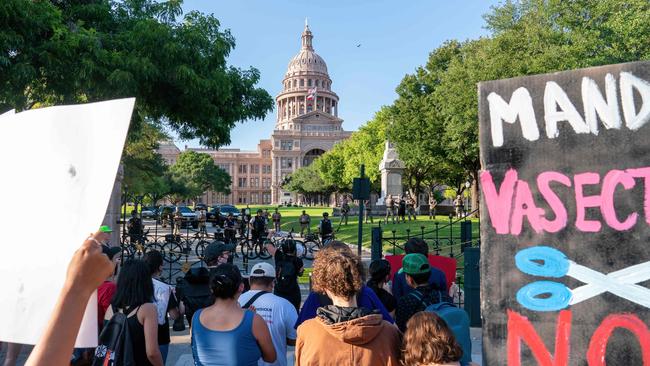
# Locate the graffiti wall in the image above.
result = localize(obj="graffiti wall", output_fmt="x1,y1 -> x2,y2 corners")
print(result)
479,61 -> 650,365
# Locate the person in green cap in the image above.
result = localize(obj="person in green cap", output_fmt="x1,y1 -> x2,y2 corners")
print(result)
395,253 -> 454,332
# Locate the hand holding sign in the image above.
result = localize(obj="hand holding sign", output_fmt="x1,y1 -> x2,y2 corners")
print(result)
64,231 -> 115,297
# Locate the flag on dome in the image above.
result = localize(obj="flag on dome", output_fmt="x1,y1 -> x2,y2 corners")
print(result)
307,87 -> 317,101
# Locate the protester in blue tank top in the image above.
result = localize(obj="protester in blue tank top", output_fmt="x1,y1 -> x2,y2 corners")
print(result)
191,264 -> 276,366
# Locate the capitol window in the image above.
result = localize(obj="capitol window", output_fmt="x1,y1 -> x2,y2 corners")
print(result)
280,158 -> 293,169
308,79 -> 312,87
300,79 -> 304,87
280,140 -> 293,150
293,79 -> 297,87
315,80 -> 319,87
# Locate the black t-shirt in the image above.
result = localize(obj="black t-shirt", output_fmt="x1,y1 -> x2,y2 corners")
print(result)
128,217 -> 143,235
158,292 -> 179,345
369,285 -> 397,313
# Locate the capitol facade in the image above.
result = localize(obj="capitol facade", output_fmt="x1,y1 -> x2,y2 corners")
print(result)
160,23 -> 350,205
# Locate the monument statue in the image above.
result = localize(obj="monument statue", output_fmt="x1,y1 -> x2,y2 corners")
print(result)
377,140 -> 405,205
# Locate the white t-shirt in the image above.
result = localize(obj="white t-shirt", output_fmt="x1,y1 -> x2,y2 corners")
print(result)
238,290 -> 298,366
152,278 -> 171,325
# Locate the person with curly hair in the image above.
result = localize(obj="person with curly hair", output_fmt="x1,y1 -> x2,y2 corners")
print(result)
295,242 -> 393,327
402,311 -> 466,366
295,245 -> 401,365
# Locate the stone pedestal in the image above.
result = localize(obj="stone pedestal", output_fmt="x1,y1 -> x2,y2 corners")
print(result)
377,141 -> 405,205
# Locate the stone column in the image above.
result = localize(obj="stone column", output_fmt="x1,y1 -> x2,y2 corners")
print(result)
102,163 -> 123,246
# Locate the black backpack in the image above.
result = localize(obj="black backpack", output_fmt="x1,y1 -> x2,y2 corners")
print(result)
93,306 -> 136,366
175,274 -> 213,327
276,257 -> 298,292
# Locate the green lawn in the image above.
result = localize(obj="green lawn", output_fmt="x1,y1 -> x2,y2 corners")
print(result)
244,205 -> 479,254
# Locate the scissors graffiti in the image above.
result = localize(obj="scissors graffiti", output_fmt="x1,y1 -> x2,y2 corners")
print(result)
515,246 -> 650,311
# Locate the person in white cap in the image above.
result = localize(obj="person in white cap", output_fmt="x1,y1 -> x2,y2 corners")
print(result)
238,262 -> 298,366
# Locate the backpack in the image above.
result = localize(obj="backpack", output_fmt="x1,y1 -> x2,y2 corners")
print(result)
410,290 -> 473,366
92,306 -> 136,366
275,256 -> 298,292
320,219 -> 332,236
175,275 -> 213,326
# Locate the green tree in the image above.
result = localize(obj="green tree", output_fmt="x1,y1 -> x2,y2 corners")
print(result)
312,108 -> 388,194
388,41 -> 466,203
0,0 -> 273,146
0,0 -> 274,197
283,163 -> 334,205
169,151 -> 231,203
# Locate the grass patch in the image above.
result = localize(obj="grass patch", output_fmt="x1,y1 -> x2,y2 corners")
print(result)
298,267 -> 313,285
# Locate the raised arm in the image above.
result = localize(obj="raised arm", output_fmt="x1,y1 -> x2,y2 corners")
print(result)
26,232 -> 114,366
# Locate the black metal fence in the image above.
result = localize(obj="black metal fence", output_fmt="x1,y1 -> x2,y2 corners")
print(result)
118,217 -> 228,285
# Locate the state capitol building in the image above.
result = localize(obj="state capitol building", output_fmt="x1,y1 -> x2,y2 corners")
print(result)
160,23 -> 351,205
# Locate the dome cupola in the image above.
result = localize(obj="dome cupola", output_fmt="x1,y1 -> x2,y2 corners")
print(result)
286,21 -> 329,77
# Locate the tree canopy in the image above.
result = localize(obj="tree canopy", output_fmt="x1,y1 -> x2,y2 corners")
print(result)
169,150 -> 231,201
0,0 -> 273,146
0,0 -> 273,196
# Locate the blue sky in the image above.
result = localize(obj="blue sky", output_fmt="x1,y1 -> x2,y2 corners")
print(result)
178,0 -> 500,150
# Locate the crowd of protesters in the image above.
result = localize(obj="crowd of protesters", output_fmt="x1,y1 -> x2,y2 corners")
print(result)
14,227 -> 475,366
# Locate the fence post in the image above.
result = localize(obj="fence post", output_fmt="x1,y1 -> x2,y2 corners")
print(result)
460,220 -> 472,253
371,227 -> 382,261
464,246 -> 481,327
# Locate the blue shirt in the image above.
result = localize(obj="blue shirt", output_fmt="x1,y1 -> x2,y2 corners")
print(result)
295,285 -> 394,328
392,269 -> 448,302
191,309 -> 261,366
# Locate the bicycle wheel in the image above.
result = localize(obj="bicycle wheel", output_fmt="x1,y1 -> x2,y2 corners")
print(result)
195,240 -> 210,259
256,240 -> 273,260
145,242 -> 164,256
239,239 -> 258,260
303,240 -> 320,260
162,242 -> 184,263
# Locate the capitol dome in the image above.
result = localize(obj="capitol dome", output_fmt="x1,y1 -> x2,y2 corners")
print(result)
286,24 -> 329,77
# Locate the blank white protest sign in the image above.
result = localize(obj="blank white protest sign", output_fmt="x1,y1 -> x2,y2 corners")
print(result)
0,98 -> 134,347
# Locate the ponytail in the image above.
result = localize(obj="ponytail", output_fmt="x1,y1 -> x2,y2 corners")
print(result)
210,263 -> 242,299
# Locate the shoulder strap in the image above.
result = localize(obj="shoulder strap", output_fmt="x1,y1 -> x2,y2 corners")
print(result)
408,289 -> 431,308
242,291 -> 269,309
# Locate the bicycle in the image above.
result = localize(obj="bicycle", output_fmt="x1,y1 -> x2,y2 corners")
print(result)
266,228 -> 305,258
159,234 -> 184,264
120,228 -> 153,259
302,233 -> 334,260
239,231 -> 269,260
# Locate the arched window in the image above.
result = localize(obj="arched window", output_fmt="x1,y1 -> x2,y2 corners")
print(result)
293,79 -> 297,87
300,79 -> 304,87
